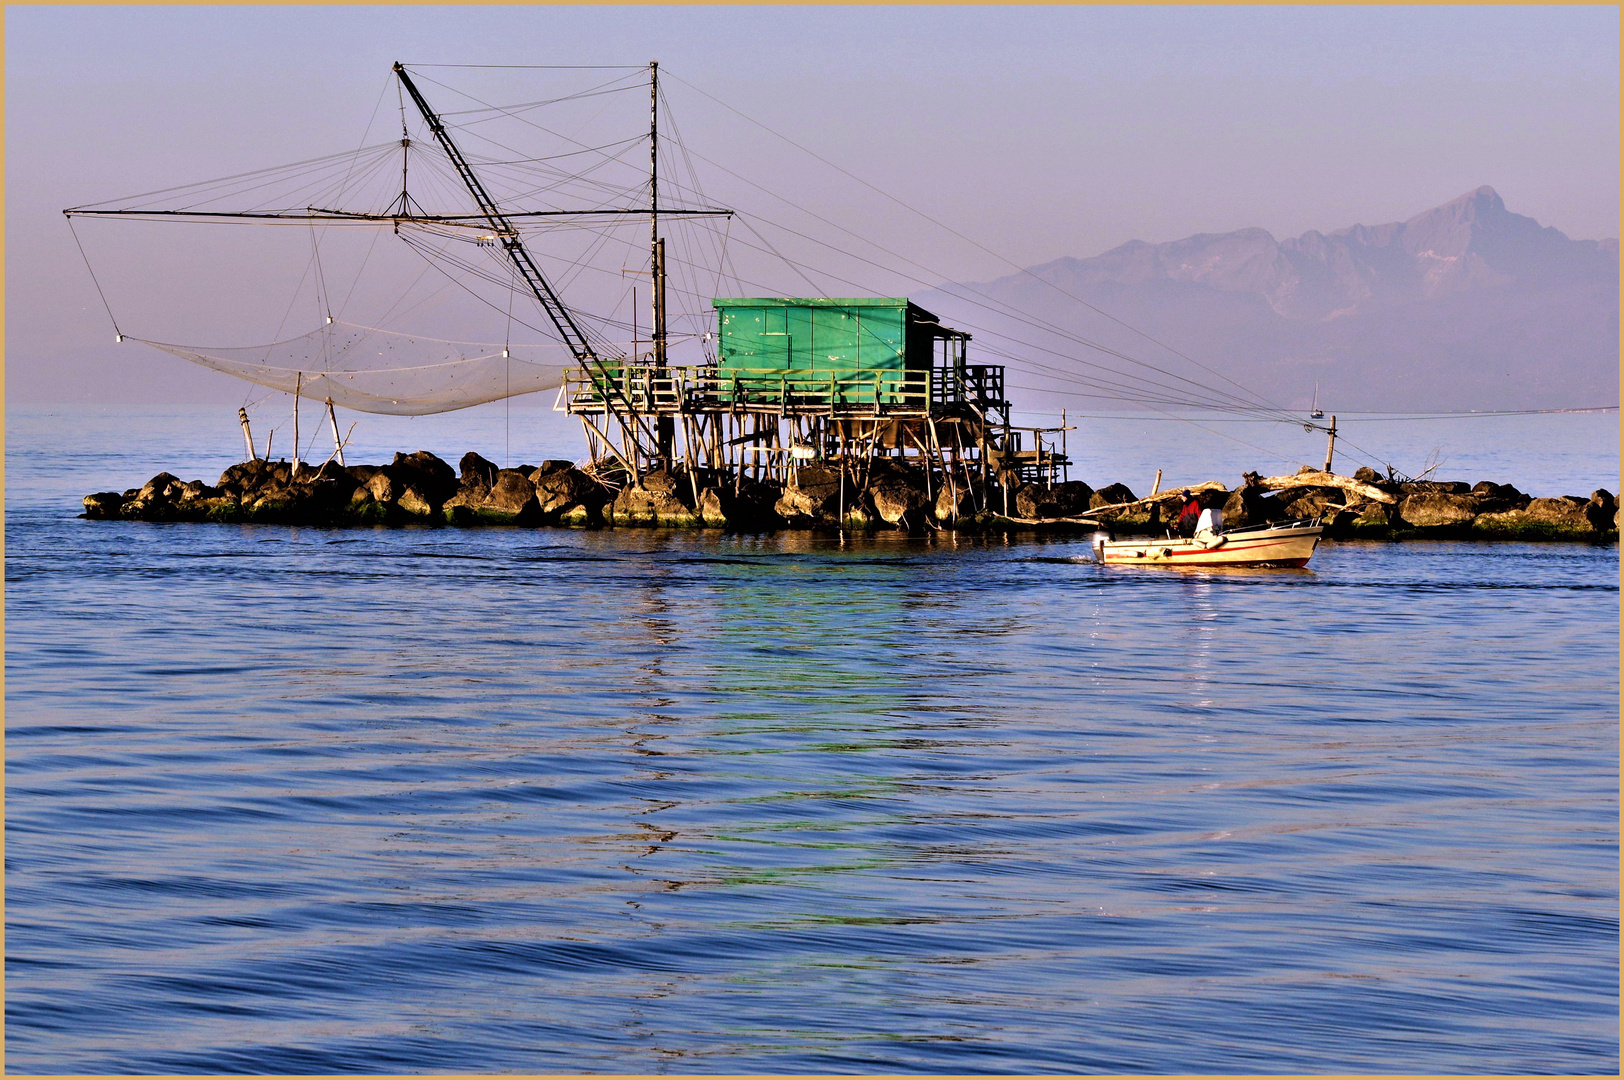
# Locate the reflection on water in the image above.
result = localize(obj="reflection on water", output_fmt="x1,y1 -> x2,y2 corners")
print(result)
4,411 -> 1620,1073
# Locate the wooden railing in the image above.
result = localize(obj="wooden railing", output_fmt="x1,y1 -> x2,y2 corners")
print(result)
563,363 -> 1006,418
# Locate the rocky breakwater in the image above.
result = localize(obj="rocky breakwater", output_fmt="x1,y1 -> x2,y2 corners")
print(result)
81,451 -> 614,528
84,453 -> 1618,543
1205,466 -> 1618,543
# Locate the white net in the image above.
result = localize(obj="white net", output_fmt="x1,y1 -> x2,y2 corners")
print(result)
134,320 -> 617,416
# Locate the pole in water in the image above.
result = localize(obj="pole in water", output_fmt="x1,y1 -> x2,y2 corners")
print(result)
326,397 -> 345,468
1323,414 -> 1338,472
291,372 -> 302,477
238,407 -> 258,462
1061,407 -> 1068,484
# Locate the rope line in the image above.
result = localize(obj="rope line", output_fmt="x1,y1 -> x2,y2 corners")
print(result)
65,217 -> 120,336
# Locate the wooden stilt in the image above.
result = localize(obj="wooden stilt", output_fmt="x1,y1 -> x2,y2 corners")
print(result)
325,398 -> 345,467
291,372 -> 302,477
905,426 -> 933,502
1061,407 -> 1068,483
578,412 -> 640,480
929,416 -> 953,520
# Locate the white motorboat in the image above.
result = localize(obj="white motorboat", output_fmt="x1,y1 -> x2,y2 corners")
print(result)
1094,510 -> 1323,568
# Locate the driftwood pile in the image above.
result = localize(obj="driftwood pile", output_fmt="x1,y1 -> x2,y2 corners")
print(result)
82,451 -> 1619,542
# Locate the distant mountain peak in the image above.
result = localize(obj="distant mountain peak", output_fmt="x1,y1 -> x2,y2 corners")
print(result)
931,188 -> 1617,412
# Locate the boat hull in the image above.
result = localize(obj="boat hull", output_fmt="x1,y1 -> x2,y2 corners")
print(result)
1099,523 -> 1322,568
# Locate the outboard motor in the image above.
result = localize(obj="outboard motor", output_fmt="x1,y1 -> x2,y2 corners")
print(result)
1089,529 -> 1114,562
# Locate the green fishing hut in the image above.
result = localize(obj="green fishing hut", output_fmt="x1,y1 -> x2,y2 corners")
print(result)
710,297 -> 968,411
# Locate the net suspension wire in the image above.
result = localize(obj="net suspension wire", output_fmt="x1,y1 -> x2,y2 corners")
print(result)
62,64 -> 725,431
63,63 -> 1595,475
661,139 -> 1302,421
664,70 -> 1302,423
659,71 -> 1608,466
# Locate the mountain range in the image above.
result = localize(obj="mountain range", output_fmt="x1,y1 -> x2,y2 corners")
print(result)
927,187 -> 1618,413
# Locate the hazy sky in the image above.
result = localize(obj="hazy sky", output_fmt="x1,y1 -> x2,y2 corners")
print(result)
7,4 -> 1618,403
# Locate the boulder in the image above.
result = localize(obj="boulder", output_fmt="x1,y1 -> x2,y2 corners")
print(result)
298,473 -> 361,517
1049,480 -> 1095,517
473,470 -> 539,524
612,484 -> 699,527
1473,500 -> 1597,540
842,502 -> 877,529
1523,496 -> 1592,529
1586,489 -> 1616,532
871,480 -> 926,526
773,491 -> 811,523
219,460 -> 290,494
1222,482 -> 1270,529
1470,482 -> 1529,513
699,488 -> 729,527
934,480 -> 985,523
390,451 -> 458,504
366,471 -> 395,504
459,451 -> 500,488
195,495 -> 242,522
119,496 -> 159,520
1353,466 -> 1382,483
773,466 -> 842,521
397,485 -> 437,518
1086,482 -> 1157,530
1013,483 -> 1045,519
1089,483 -> 1136,509
534,467 -> 603,517
529,459 -> 576,479
750,482 -> 797,527
1338,501 -> 1393,537
246,493 -> 295,521
1279,489 -> 1346,521
717,478 -> 780,529
790,466 -> 843,514
1014,483 -> 1082,520
1402,480 -> 1472,495
347,498 -> 389,525
137,472 -> 181,503
640,470 -> 681,496
82,492 -> 127,519
1398,492 -> 1479,528
557,504 -> 594,527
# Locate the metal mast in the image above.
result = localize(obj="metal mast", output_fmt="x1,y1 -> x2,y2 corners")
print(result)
391,61 -> 656,469
394,62 -> 595,366
650,61 -> 673,467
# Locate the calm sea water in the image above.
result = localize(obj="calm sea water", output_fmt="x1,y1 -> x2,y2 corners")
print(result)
6,404 -> 1619,1073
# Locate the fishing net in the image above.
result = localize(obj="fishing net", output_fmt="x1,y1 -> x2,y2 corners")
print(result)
133,320 -> 620,416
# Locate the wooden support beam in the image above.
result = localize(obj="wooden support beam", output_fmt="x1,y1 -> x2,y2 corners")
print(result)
578,412 -> 640,482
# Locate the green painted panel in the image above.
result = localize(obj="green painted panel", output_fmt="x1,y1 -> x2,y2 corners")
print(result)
714,298 -> 912,375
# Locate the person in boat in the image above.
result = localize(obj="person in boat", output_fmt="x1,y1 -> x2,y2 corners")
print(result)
1174,490 -> 1203,538
1233,471 -> 1271,526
